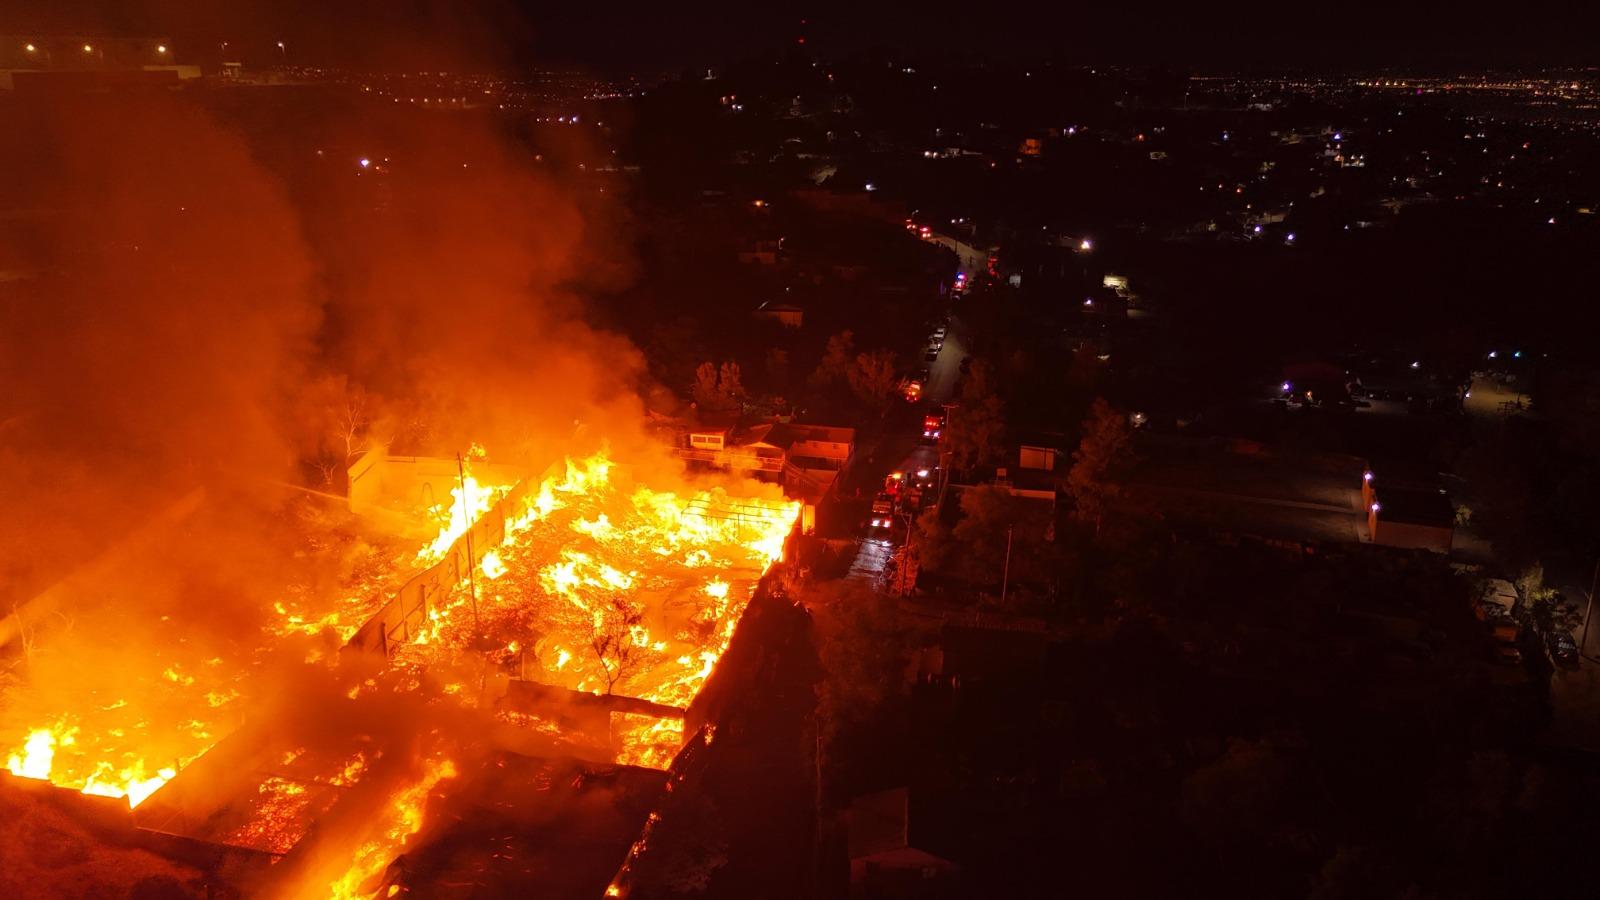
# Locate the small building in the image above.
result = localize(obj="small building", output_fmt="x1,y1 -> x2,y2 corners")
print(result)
751,300 -> 804,328
674,421 -> 854,500
739,422 -> 855,498
737,237 -> 783,265
1368,486 -> 1453,553
976,442 -> 1063,505
1365,462 -> 1454,553
847,787 -> 959,898
1,36 -> 202,92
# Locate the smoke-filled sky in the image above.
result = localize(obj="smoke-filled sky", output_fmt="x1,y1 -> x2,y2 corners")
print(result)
0,42 -> 695,897
2,0 -> 1598,71
0,70 -> 655,607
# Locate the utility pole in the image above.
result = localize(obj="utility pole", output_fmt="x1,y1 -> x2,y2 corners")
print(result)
457,451 -> 481,634
938,400 -> 957,500
898,508 -> 916,596
999,525 -> 1014,606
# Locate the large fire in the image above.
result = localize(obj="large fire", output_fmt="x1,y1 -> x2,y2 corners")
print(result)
1,445 -> 799,895
0,504 -> 413,810
395,451 -> 798,766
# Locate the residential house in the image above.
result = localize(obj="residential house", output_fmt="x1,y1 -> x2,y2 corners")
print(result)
847,787 -> 959,899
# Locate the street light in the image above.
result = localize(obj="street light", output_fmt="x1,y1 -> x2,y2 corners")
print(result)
157,44 -> 167,54
276,40 -> 286,61
25,43 -> 36,53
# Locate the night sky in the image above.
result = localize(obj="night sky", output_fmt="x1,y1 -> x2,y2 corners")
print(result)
2,0 -> 1597,73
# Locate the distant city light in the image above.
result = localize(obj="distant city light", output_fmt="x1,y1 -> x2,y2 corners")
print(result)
1371,502 -> 1381,513
1363,471 -> 1373,482
358,157 -> 371,168
917,469 -> 930,478
1410,361 -> 1420,369
1078,238 -> 1093,251
864,182 -> 876,192
1465,390 -> 1472,399
1281,381 -> 1292,393
1333,132 -> 1343,141
25,43 -> 36,52
1252,225 -> 1262,234
1487,350 -> 1498,359
157,45 -> 167,54
83,44 -> 93,53
1083,298 -> 1094,307
1512,350 -> 1522,358
1285,232 -> 1296,243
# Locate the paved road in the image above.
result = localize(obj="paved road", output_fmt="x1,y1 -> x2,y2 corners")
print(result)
1464,372 -> 1530,424
838,315 -> 965,584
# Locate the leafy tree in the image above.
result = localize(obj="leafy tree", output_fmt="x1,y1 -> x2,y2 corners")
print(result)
691,361 -> 745,414
1180,737 -> 1295,851
717,361 -> 746,406
1067,398 -> 1133,529
645,316 -> 707,394
763,347 -> 790,395
946,358 -> 1006,471
848,349 -> 900,413
918,484 -> 1055,601
808,581 -> 919,734
808,329 -> 855,390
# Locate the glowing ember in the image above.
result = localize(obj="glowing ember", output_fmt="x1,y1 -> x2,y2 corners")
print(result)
612,715 -> 686,770
327,757 -> 458,899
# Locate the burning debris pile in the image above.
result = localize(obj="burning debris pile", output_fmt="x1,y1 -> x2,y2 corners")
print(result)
392,451 -> 800,768
1,445 -> 799,896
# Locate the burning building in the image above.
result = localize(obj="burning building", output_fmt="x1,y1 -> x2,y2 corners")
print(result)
0,69 -> 808,898
1,444 -> 802,897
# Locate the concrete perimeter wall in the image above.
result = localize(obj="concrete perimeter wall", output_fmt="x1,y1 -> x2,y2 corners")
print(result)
341,455 -> 560,661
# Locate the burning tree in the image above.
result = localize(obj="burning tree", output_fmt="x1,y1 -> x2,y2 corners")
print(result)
589,594 -> 648,696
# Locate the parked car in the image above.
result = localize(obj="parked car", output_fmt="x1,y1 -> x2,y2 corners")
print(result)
1548,631 -> 1580,669
924,347 -> 940,362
